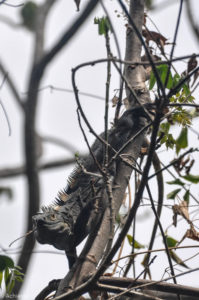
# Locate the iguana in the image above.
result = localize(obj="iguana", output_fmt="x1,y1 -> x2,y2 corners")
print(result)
32,106 -> 150,268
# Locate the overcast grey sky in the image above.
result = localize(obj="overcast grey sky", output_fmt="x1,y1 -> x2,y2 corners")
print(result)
0,0 -> 199,299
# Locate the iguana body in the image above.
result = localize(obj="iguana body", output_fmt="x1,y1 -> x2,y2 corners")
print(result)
33,185 -> 101,267
32,106 -> 149,267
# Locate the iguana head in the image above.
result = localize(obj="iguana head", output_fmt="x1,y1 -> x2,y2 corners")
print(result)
32,206 -> 73,251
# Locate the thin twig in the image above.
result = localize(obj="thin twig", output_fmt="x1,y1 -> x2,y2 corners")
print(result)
76,108 -> 104,175
143,144 -> 164,278
118,0 -> 166,99
22,84 -> 105,101
68,54 -> 199,72
0,157 -> 85,179
100,0 -> 124,122
102,29 -> 115,262
111,244 -> 199,264
148,148 -> 198,180
159,160 -> 199,205
146,184 -> 177,285
185,0 -> 199,42
165,0 -> 183,88
0,61 -> 24,110
98,272 -> 199,298
97,282 -> 162,300
0,98 -> 11,136
127,267 -> 199,295
168,66 -> 199,98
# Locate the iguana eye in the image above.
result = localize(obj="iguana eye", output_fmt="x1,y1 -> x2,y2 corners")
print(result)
50,214 -> 56,220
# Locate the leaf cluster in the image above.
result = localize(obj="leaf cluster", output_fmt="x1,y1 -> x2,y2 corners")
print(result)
167,174 -> 199,202
94,16 -> 112,36
0,255 -> 23,295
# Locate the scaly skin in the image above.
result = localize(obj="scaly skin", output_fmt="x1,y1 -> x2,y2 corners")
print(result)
32,106 -> 151,268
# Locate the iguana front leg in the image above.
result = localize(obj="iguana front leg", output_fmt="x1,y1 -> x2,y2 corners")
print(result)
65,248 -> 77,269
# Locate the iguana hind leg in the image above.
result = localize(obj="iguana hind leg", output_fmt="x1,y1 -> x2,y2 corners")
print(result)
65,248 -> 77,269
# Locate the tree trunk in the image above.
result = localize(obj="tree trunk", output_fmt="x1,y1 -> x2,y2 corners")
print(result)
56,1 -> 151,298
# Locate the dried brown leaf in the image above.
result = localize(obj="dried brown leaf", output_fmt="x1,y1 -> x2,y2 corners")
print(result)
187,54 -> 198,73
192,70 -> 199,87
123,97 -> 130,109
186,159 -> 195,174
112,96 -> 119,107
104,272 -> 113,277
144,13 -> 147,25
173,210 -> 178,227
172,200 -> 190,226
142,29 -> 167,46
141,147 -> 148,154
186,225 -> 199,242
162,106 -> 169,115
181,157 -> 190,168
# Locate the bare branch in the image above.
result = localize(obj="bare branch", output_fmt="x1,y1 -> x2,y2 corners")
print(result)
0,14 -> 20,28
36,0 -> 100,73
186,0 -> 199,43
10,1 -> 101,296
98,275 -> 199,298
0,97 -> 11,136
41,135 -> 78,154
0,157 -> 83,179
165,0 -> 183,87
29,84 -> 105,101
0,61 -> 24,110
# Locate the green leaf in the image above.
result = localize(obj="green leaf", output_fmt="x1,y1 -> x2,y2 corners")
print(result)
159,64 -> 173,88
20,1 -> 38,30
166,236 -> 178,247
115,213 -> 121,226
167,188 -> 181,200
159,122 -> 170,134
15,276 -> 23,283
94,16 -> 112,35
7,278 -> 15,295
0,187 -> 13,200
0,271 -> 3,288
127,234 -> 133,245
166,72 -> 173,89
183,83 -> 190,96
149,64 -> 173,90
4,267 -> 11,287
167,179 -> 185,186
75,152 -> 79,159
127,235 -> 145,249
176,127 -> 188,154
99,19 -> 105,35
159,123 -> 176,149
0,256 -> 14,272
183,190 -> 190,204
172,73 -> 181,91
145,0 -> 153,9
14,265 -> 22,271
14,269 -> 24,276
165,134 -> 176,149
159,65 -> 167,86
133,239 -> 145,249
183,174 -> 199,184
149,71 -> 156,90
169,250 -> 189,268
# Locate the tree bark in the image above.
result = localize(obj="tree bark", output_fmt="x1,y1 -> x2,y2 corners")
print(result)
56,0 -> 150,298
